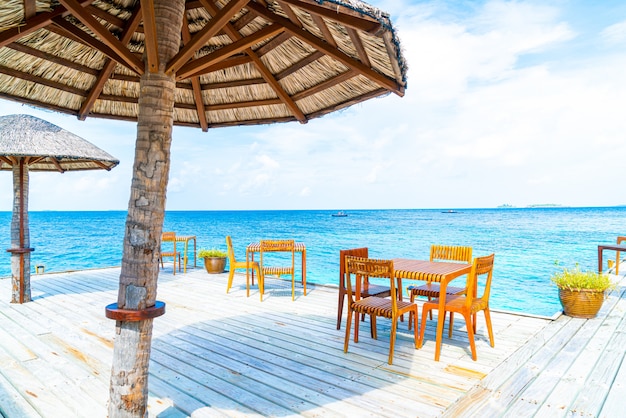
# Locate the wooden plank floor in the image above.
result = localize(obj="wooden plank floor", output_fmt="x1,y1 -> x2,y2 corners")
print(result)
0,265 -> 623,417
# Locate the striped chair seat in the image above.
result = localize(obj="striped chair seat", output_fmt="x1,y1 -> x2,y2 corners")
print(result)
262,266 -> 293,276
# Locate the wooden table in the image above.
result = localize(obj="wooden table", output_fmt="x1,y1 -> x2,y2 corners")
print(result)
246,242 -> 306,293
392,258 -> 472,361
175,235 -> 196,273
597,241 -> 626,273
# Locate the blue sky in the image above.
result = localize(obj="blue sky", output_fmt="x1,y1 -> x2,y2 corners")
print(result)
1,0 -> 625,211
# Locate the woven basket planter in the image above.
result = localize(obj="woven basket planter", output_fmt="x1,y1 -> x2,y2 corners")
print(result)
558,288 -> 605,318
202,257 -> 226,274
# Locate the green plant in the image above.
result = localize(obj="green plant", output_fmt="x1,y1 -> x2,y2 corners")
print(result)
550,265 -> 616,292
198,248 -> 227,258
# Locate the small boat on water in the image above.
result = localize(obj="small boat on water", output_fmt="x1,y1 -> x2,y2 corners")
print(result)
332,211 -> 348,217
442,210 -> 460,213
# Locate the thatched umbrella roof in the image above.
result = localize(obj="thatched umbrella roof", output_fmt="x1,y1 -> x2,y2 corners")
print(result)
0,0 -> 407,131
0,113 -> 119,304
0,114 -> 119,171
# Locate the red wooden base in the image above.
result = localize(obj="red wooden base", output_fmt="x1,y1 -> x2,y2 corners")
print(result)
105,301 -> 165,321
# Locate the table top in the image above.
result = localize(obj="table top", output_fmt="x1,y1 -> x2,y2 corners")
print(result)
392,258 -> 472,282
174,235 -> 196,241
247,242 -> 306,251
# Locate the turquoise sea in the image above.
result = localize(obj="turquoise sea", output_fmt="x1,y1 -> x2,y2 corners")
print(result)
1,207 -> 624,317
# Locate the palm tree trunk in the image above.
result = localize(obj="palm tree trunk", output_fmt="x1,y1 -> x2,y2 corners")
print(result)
10,160 -> 31,303
108,1 -> 185,416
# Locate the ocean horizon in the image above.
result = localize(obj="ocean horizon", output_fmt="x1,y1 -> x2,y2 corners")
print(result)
1,206 -> 624,317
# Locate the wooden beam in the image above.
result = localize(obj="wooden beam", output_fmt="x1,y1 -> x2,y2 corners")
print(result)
78,3 -> 143,119
0,0 -> 95,47
6,42 -> 100,76
181,12 -> 209,131
201,77 -> 265,90
0,65 -> 86,96
201,0 -> 305,122
291,70 -> 355,101
275,0 -> 303,28
57,0 -> 144,75
166,0 -> 250,75
278,0 -> 382,34
311,14 -> 337,48
86,5 -> 126,29
51,17 -> 141,76
347,27 -> 370,68
177,24 -> 284,79
254,31 -> 291,56
140,0 -> 159,73
274,51 -> 323,80
23,0 -> 37,19
247,2 -> 403,96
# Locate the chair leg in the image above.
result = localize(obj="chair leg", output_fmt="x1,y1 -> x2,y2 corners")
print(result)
291,272 -> 295,301
408,290 -> 415,330
370,316 -> 377,340
257,267 -> 265,301
344,308 -> 353,353
388,317 -> 397,365
226,268 -> 236,293
464,312 -> 477,361
484,308 -> 495,347
418,306 -> 430,348
354,309 -> 360,343
336,289 -> 345,330
448,312 -> 455,338
428,295 -> 433,319
411,307 -> 419,348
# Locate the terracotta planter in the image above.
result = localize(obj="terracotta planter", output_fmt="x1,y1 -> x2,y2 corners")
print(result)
202,257 -> 227,274
558,288 -> 605,318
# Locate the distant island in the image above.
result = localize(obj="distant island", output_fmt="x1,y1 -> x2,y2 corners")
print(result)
497,203 -> 565,208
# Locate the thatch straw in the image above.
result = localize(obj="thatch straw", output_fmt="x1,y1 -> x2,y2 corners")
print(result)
0,0 -> 407,127
0,114 -> 119,172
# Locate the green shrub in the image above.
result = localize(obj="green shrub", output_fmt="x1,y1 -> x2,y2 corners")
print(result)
551,266 -> 616,291
198,248 -> 227,258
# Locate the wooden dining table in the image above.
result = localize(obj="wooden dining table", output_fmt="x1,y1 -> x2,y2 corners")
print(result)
392,258 -> 472,361
246,242 -> 307,294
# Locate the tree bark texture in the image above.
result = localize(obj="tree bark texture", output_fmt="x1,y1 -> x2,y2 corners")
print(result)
108,1 -> 186,416
10,161 -> 31,303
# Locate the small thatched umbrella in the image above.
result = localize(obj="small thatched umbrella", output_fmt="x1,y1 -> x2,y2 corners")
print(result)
0,114 -> 119,304
0,1 -> 407,415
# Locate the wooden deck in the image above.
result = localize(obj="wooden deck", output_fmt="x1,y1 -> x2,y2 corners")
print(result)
0,265 -> 624,417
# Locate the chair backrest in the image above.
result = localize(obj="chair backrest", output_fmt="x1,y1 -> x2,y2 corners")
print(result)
339,248 -> 369,291
162,231 -> 176,241
344,256 -> 397,312
225,235 -> 237,264
465,253 -> 495,307
161,231 -> 176,253
430,245 -> 473,264
260,239 -> 295,269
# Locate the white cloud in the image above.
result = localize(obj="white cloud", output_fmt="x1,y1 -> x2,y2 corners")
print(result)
601,20 -> 626,45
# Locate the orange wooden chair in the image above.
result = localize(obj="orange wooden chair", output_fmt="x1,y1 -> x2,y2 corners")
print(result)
407,244 -> 472,326
343,256 -> 418,365
418,253 -> 495,361
260,239 -> 297,301
160,231 -> 181,275
336,247 -> 392,331
225,236 -> 264,300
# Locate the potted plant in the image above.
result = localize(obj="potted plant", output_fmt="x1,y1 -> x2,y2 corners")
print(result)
551,264 -> 617,318
198,248 -> 228,274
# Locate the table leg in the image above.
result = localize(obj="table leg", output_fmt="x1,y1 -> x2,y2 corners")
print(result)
302,249 -> 306,296
598,246 -> 603,273
183,240 -> 189,273
434,280 -> 448,362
